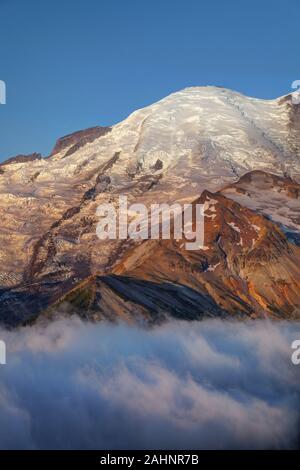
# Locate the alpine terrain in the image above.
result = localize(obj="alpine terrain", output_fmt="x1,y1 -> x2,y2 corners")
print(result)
0,86 -> 300,326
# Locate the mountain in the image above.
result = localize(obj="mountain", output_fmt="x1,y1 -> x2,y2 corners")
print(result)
48,186 -> 299,323
0,86 -> 299,326
220,170 -> 300,245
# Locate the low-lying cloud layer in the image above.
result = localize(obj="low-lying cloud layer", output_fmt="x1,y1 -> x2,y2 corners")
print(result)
0,317 -> 299,450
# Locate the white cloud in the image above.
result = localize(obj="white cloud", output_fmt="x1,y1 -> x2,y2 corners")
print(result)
0,318 -> 299,450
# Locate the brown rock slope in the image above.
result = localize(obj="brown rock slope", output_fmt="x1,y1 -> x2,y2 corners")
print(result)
47,189 -> 300,323
221,170 -> 300,244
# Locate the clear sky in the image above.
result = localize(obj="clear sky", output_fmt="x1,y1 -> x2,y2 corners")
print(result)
0,0 -> 299,161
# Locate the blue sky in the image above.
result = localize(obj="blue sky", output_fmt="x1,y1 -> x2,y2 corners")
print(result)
0,0 -> 299,161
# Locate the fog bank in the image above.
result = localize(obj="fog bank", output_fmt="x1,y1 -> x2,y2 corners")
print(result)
0,317 -> 299,449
